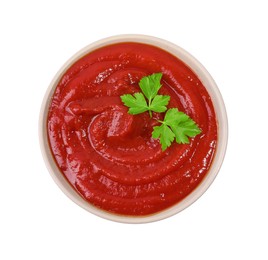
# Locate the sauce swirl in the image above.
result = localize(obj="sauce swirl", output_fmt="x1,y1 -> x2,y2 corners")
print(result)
47,42 -> 217,215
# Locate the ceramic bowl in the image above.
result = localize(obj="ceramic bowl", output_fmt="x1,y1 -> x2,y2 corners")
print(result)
39,34 -> 228,223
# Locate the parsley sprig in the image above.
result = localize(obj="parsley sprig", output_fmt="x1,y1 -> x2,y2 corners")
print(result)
120,73 -> 201,150
121,73 -> 170,117
152,108 -> 202,150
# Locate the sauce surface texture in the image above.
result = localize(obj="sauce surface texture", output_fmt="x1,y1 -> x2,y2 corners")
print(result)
47,42 -> 217,215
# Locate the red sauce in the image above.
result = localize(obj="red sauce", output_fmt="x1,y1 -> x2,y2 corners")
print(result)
47,42 -> 217,216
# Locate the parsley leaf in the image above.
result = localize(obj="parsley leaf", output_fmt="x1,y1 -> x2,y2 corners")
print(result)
152,124 -> 175,151
120,93 -> 148,114
149,95 -> 170,113
152,108 -> 202,150
139,73 -> 162,102
120,73 -> 169,117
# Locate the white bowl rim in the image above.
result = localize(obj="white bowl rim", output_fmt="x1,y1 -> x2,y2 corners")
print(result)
39,34 -> 228,224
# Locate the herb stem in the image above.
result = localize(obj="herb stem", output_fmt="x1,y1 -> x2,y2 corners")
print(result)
148,98 -> 152,118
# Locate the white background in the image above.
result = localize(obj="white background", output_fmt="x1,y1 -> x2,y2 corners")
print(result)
1,0 -> 267,259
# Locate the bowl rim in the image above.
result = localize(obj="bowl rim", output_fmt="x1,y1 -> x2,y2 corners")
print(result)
39,34 -> 228,224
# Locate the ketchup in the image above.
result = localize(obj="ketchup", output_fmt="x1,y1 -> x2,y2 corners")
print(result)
47,43 -> 217,215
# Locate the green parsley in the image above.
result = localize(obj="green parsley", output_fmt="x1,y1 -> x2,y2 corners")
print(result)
120,73 -> 170,117
120,73 -> 202,151
152,108 -> 202,150
120,93 -> 148,115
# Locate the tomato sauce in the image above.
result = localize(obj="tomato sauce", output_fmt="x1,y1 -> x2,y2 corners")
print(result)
47,42 -> 217,215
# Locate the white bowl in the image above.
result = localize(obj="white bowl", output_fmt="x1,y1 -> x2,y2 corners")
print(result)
39,34 -> 228,223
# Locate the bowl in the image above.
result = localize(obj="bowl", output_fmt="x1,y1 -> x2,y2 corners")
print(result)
39,34 -> 228,223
